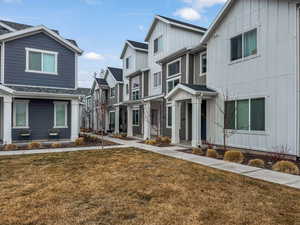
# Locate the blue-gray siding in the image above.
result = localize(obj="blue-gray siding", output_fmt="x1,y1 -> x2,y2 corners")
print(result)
5,32 -> 76,88
12,99 -> 71,141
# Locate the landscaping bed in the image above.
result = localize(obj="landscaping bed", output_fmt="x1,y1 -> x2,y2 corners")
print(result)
111,134 -> 137,141
141,136 -> 173,147
1,148 -> 300,225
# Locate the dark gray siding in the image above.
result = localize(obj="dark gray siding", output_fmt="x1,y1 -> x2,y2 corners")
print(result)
194,52 -> 206,85
5,32 -> 75,88
119,84 -> 123,102
12,99 -> 71,141
143,71 -> 149,97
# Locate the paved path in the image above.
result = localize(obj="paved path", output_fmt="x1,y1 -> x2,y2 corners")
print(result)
1,134 -> 300,190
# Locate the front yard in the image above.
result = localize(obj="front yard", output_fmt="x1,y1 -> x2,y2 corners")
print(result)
0,148 -> 300,225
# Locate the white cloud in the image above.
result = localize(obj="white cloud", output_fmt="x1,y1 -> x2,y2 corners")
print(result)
138,25 -> 145,31
191,0 -> 227,10
81,0 -> 101,5
174,8 -> 201,21
83,52 -> 105,61
0,0 -> 22,3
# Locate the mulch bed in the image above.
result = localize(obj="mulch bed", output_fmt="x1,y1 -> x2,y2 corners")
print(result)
139,141 -> 173,147
179,148 -> 300,171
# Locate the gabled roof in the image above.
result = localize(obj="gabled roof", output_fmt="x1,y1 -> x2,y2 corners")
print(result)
145,15 -> 207,41
201,0 -> 234,44
96,78 -> 108,86
0,21 -> 82,54
120,40 -> 148,59
107,67 -> 123,82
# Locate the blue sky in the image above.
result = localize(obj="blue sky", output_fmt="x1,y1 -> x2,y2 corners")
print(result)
0,0 -> 226,87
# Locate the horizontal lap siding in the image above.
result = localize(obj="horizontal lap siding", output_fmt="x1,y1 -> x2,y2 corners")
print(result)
5,32 -> 75,88
12,99 -> 71,141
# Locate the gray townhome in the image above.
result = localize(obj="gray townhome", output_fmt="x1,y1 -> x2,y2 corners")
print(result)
0,20 -> 84,144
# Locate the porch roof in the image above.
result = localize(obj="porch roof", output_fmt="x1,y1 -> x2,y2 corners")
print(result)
165,83 -> 217,101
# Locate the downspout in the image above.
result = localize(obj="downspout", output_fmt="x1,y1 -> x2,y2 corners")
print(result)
296,4 -> 300,158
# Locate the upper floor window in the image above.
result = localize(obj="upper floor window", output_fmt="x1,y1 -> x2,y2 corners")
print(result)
167,60 -> 181,77
225,97 -> 265,131
200,53 -> 207,75
153,72 -> 161,88
110,87 -> 116,97
126,56 -> 132,69
231,28 -> 257,61
132,90 -> 140,100
154,36 -> 163,53
26,48 -> 58,75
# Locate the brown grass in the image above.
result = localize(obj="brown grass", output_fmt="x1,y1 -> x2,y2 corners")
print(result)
0,148 -> 300,225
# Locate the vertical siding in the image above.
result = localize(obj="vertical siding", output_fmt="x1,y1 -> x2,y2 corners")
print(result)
5,33 -> 75,88
206,0 -> 298,154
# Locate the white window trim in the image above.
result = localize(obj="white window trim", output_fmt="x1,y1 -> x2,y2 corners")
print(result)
166,104 -> 172,128
167,58 -> 181,78
229,27 -> 259,64
25,47 -> 58,75
154,35 -> 163,54
13,100 -> 29,129
53,101 -> 68,128
167,76 -> 181,93
153,72 -> 162,88
132,109 -> 140,126
200,52 -> 207,77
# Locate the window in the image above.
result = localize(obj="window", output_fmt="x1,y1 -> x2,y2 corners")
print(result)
126,84 -> 129,94
154,36 -> 163,53
126,56 -> 131,69
230,28 -> 257,61
54,102 -> 68,128
132,109 -> 140,126
153,72 -> 161,87
224,98 -> 265,131
109,111 -> 115,127
110,87 -> 115,97
26,48 -> 58,74
166,105 -> 172,128
201,53 -> 207,74
13,100 -> 29,128
167,78 -> 180,92
132,90 -> 140,100
167,60 -> 180,77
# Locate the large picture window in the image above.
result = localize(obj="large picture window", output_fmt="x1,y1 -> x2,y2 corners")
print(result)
167,60 -> 180,77
13,100 -> 29,128
132,109 -> 140,126
225,98 -> 265,131
26,48 -> 58,74
231,28 -> 257,61
54,102 -> 68,128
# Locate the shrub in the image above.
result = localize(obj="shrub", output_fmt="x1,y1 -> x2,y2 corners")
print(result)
51,142 -> 62,148
224,150 -> 244,163
27,142 -> 42,149
75,137 -> 85,146
161,136 -> 171,144
206,149 -> 218,158
272,161 -> 299,175
4,144 -> 18,151
248,159 -> 265,168
192,148 -> 204,156
121,133 -> 127,138
155,136 -> 162,143
145,140 -> 157,145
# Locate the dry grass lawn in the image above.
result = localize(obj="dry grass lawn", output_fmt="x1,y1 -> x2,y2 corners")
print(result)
0,148 -> 300,225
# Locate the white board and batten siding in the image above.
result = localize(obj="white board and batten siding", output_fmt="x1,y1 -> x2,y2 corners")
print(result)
147,20 -> 204,96
206,0 -> 300,155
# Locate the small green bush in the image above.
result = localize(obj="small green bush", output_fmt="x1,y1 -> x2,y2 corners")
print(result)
206,149 -> 218,158
272,161 -> 299,175
248,159 -> 265,168
224,150 -> 244,163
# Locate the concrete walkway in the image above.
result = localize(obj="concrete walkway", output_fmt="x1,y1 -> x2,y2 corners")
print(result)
1,134 -> 300,190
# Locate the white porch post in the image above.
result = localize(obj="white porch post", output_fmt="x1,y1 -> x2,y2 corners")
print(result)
192,96 -> 202,147
127,106 -> 133,137
143,101 -> 151,140
71,99 -> 80,141
3,96 -> 12,144
171,100 -> 180,145
115,106 -> 120,134
105,109 -> 109,132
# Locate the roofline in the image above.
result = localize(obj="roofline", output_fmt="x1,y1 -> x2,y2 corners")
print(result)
120,40 -> 148,59
145,15 -> 206,42
201,0 -> 234,44
0,21 -> 16,32
0,25 -> 83,54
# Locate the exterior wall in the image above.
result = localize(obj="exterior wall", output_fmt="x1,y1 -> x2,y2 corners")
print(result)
12,99 -> 71,141
206,0 -> 299,155
194,52 -> 207,85
143,71 -> 149,97
4,32 -> 76,88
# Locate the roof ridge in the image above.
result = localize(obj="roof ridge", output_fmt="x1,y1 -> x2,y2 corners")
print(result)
157,15 -> 207,31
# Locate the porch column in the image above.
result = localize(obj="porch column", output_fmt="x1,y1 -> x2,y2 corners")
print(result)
143,101 -> 151,140
115,106 -> 120,134
171,100 -> 180,145
105,109 -> 109,132
3,96 -> 12,144
192,96 -> 202,147
71,99 -> 80,141
127,106 -> 133,137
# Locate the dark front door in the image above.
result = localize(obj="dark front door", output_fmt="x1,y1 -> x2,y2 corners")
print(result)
201,100 -> 207,141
